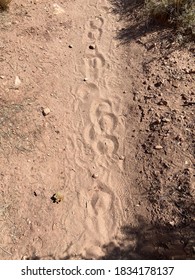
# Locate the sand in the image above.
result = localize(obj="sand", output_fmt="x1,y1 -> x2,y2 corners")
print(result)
0,0 -> 194,260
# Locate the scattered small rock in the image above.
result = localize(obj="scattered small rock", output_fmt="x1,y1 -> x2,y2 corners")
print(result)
69,44 -> 73,48
42,107 -> 50,116
92,173 -> 98,179
154,81 -> 162,88
155,145 -> 163,150
53,3 -> 65,15
146,42 -> 156,50
189,68 -> 195,74
51,192 -> 64,204
181,93 -> 188,100
162,117 -> 171,123
89,44 -> 95,50
83,78 -> 88,81
14,76 -> 21,89
158,99 -> 168,106
119,155 -> 125,160
172,81 -> 179,88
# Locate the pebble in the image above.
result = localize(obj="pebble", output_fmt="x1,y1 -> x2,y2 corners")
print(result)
14,76 -> 21,89
119,155 -> 125,160
92,173 -> 98,179
162,117 -> 171,123
83,78 -> 88,81
42,107 -> 50,116
68,44 -> 73,48
189,68 -> 195,74
52,192 -> 64,204
158,99 -> 168,106
155,145 -> 163,150
89,45 -> 95,50
53,3 -> 65,15
172,81 -> 179,88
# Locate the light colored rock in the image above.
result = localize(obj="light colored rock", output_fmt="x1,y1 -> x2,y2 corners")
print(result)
162,117 -> 171,122
119,155 -> 125,160
53,3 -> 65,15
14,76 -> 21,89
42,107 -> 50,116
155,145 -> 163,150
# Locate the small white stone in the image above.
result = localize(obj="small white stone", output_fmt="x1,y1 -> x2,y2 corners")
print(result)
155,145 -> 163,150
14,76 -> 21,89
92,173 -> 98,179
53,3 -> 65,15
119,155 -> 125,160
42,107 -> 50,116
162,118 -> 171,122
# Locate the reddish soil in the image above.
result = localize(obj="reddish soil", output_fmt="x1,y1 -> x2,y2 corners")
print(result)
0,0 -> 194,260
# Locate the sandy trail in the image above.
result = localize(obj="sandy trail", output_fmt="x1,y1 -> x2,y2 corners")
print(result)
1,0 -> 194,260
58,0 -> 135,258
0,0 -> 138,259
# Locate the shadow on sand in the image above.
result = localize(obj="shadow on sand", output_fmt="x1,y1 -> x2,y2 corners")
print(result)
26,215 -> 195,260
100,216 -> 195,260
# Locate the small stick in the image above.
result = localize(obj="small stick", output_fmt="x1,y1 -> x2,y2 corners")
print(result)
0,245 -> 12,256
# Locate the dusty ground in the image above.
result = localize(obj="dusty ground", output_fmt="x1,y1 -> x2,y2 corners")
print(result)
0,0 -> 194,260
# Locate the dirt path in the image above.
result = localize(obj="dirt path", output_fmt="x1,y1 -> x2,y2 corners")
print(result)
0,1 -> 194,260
0,0 -> 139,259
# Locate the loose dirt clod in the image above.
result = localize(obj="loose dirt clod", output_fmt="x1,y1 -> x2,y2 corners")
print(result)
51,192 -> 64,204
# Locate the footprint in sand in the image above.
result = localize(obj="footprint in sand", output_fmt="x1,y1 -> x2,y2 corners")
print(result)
86,16 -> 104,42
96,135 -> 119,155
85,50 -> 106,81
85,181 -> 120,243
84,98 -> 120,157
75,82 -> 100,104
76,47 -> 107,82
